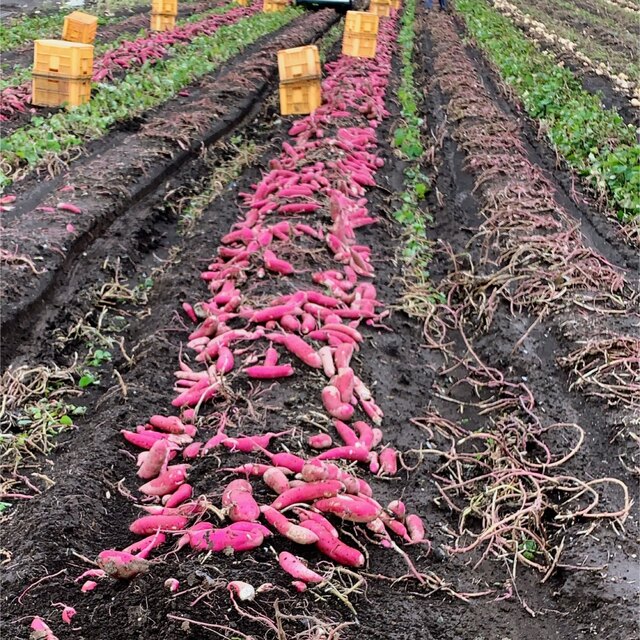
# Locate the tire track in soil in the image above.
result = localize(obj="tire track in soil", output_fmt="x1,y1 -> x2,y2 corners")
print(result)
0,9 -> 340,369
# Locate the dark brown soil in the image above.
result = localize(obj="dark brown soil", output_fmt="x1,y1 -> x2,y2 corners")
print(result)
1,5 -> 638,640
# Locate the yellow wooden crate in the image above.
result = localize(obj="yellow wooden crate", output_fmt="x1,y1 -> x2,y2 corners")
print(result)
151,0 -> 178,16
279,78 -> 321,116
369,1 -> 391,17
32,73 -> 91,108
390,0 -> 401,8
345,11 -> 379,36
342,32 -> 377,59
62,11 -> 98,44
33,40 -> 93,78
150,14 -> 176,31
278,45 -> 320,84
263,0 -> 288,12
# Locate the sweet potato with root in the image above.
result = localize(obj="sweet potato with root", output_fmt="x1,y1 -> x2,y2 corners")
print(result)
299,521 -> 364,567
378,447 -> 398,476
313,495 -> 382,523
97,550 -> 150,579
406,514 -> 427,544
294,508 -> 340,538
308,433 -> 333,449
271,480 -> 344,510
137,439 -> 171,479
261,506 -> 319,544
314,443 -> 369,462
223,431 -> 289,453
123,532 -> 166,558
163,483 -> 193,508
263,451 -> 306,473
30,617 -> 58,640
129,515 -> 188,536
139,465 -> 189,496
263,467 -> 290,494
279,551 -> 324,583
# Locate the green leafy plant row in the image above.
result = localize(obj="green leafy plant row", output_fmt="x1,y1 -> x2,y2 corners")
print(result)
456,0 -> 640,222
0,7 -> 301,188
392,0 -> 432,263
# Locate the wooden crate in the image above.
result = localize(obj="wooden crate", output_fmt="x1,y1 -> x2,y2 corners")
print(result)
345,11 -> 379,36
62,11 -> 98,44
342,32 -> 377,59
369,1 -> 391,17
279,78 -> 321,116
32,73 -> 91,108
263,0 -> 288,12
278,45 -> 320,84
33,40 -> 93,78
151,0 -> 178,16
150,14 -> 176,31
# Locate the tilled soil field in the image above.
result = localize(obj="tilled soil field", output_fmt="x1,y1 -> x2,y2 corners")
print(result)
1,2 -> 638,640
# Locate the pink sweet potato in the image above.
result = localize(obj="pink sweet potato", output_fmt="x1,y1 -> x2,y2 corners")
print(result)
30,617 -> 58,640
226,491 -> 260,523
263,467 -> 291,494
271,480 -> 344,510
406,514 -> 426,544
261,506 -> 319,544
139,465 -> 189,496
130,515 -> 188,536
137,439 -> 171,479
313,443 -> 369,462
294,508 -> 340,538
266,333 -> 322,369
299,521 -> 364,567
378,447 -> 398,476
278,551 -> 324,583
332,419 -> 359,446
307,433 -> 333,449
149,415 -> 187,435
244,364 -> 294,379
313,495 -> 381,523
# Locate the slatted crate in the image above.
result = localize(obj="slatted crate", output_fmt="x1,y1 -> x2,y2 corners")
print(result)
279,78 -> 322,116
62,11 -> 99,44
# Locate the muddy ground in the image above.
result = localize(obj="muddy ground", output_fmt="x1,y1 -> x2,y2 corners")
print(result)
1,4 -> 638,640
